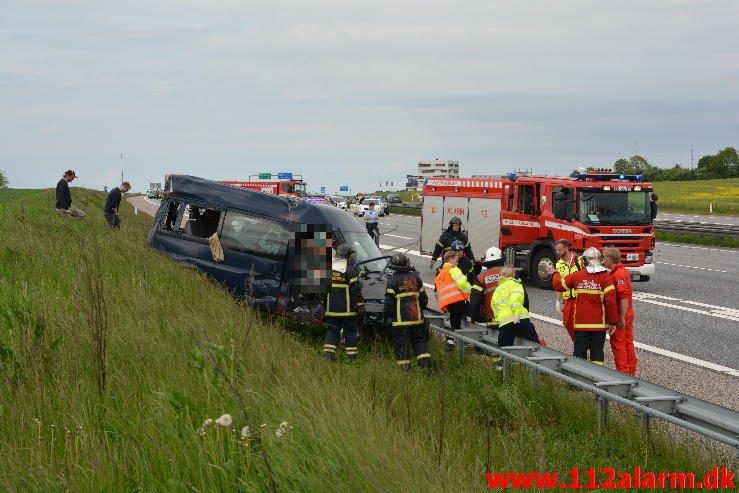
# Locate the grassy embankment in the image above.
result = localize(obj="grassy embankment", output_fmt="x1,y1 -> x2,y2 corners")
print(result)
0,189 -> 733,491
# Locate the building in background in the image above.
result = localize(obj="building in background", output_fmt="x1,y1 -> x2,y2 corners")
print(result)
417,159 -> 459,180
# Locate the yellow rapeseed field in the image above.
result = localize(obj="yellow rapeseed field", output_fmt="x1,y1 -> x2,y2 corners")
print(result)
653,178 -> 739,215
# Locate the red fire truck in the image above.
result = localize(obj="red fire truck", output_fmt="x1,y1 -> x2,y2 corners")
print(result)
219,173 -> 307,198
420,170 -> 657,287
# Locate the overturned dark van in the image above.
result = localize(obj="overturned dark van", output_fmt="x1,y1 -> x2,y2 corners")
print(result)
148,175 -> 391,331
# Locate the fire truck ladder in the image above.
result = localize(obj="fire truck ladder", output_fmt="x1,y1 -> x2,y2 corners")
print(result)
424,309 -> 739,454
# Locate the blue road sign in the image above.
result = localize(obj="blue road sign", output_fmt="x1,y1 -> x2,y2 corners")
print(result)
277,172 -> 293,180
339,185 -> 349,192
320,186 -> 326,194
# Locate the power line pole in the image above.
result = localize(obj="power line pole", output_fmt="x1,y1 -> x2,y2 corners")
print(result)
691,145 -> 694,169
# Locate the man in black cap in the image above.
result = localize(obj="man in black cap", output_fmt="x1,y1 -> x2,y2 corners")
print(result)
55,170 -> 86,219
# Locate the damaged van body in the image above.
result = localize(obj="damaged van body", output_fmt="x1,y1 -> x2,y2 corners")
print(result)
148,175 -> 391,333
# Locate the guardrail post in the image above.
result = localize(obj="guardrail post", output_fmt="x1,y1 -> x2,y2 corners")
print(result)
457,339 -> 464,363
502,358 -> 511,382
597,397 -> 609,435
641,412 -> 650,433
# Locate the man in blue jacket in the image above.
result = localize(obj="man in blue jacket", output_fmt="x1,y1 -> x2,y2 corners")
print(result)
103,181 -> 131,228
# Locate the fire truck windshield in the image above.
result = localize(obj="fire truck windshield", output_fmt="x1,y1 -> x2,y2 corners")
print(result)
578,190 -> 651,225
280,182 -> 307,196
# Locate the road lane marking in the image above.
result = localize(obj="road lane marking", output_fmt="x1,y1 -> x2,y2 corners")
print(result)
659,243 -> 737,254
384,234 -> 413,240
655,261 -> 728,273
143,197 -> 160,208
419,283 -> 738,376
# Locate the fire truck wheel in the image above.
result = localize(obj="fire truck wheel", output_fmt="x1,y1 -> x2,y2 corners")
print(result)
532,249 -> 556,289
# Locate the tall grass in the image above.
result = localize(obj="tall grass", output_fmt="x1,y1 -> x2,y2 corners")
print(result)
654,178 -> 739,215
0,189 -> 733,491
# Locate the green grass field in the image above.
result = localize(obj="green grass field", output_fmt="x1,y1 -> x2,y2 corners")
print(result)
653,178 -> 739,215
0,189 -> 733,491
0,188 -> 35,204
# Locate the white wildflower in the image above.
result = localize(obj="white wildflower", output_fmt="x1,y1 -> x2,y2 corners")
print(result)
275,429 -> 284,438
215,414 -> 232,427
241,426 -> 251,438
202,418 -> 214,427
279,421 -> 289,430
260,423 -> 267,429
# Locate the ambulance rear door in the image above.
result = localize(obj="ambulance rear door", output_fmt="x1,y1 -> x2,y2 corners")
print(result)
467,198 -> 501,260
421,195 -> 443,254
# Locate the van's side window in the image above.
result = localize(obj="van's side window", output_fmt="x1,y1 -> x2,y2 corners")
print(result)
161,200 -> 182,231
221,211 -> 289,257
159,201 -> 223,240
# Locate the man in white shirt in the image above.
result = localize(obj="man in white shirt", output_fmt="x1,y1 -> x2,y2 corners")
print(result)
364,202 -> 380,243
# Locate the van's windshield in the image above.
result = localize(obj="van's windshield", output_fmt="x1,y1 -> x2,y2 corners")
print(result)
339,231 -> 388,272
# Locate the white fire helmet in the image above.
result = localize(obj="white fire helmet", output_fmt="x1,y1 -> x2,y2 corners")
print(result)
583,247 -> 604,270
484,247 -> 503,263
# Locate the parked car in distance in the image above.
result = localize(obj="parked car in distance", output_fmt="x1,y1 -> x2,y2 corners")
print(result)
367,197 -> 390,216
329,195 -> 348,209
385,194 -> 403,204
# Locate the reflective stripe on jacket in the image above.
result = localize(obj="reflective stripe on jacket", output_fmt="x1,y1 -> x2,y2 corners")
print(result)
325,270 -> 362,317
435,263 -> 470,311
470,266 -> 504,325
384,271 -> 428,326
492,277 -> 530,326
561,269 -> 618,330
555,253 -> 581,299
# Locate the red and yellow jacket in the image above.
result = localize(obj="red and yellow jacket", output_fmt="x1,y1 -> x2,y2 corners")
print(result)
609,263 -> 635,327
553,269 -> 618,331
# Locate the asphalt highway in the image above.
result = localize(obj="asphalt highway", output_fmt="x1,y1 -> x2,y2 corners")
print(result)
129,196 -> 738,410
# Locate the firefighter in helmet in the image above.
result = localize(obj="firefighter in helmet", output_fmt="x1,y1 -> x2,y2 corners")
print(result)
469,247 -> 505,328
384,253 -> 432,371
323,243 -> 364,361
430,216 -> 474,270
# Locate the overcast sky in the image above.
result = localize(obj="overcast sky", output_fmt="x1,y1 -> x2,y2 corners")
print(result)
2,0 -> 738,193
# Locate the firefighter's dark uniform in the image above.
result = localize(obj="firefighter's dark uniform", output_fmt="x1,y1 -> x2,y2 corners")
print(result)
323,259 -> 363,360
431,228 -> 474,264
384,264 -> 431,370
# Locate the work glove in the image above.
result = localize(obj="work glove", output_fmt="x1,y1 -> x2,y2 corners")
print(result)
513,314 -> 521,324
555,299 -> 563,313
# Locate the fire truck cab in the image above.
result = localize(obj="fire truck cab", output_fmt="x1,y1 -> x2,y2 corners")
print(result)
219,173 -> 307,198
420,171 -> 656,288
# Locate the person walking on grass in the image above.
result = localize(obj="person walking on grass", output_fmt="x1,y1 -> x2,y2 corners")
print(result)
104,181 -> 131,228
55,170 -> 86,219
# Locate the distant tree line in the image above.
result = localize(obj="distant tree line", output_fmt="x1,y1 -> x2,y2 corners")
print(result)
0,169 -> 8,188
612,147 -> 738,181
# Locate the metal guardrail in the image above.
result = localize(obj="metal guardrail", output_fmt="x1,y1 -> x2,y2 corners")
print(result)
654,220 -> 739,238
425,310 -> 739,452
390,205 -> 739,238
